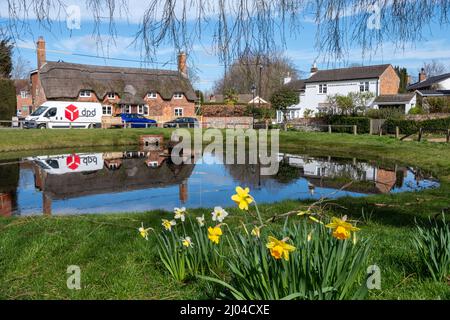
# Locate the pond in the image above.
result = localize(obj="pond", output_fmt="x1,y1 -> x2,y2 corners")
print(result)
0,147 -> 439,217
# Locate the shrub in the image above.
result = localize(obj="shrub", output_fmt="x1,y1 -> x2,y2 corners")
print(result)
327,116 -> 370,134
0,79 -> 16,120
412,215 -> 450,282
383,117 -> 450,135
424,97 -> 450,113
366,108 -> 405,120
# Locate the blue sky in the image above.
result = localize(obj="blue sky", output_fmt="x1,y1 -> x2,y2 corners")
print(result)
3,1 -> 450,92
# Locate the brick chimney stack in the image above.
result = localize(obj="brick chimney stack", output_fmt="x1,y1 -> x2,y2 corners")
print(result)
178,52 -> 188,78
37,37 -> 46,69
419,68 -> 427,82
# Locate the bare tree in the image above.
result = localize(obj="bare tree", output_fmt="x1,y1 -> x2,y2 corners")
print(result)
0,1 -> 449,64
421,60 -> 448,77
12,55 -> 32,79
214,53 -> 299,99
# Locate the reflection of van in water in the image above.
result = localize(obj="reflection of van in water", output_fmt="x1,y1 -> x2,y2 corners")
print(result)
29,154 -> 104,175
24,101 -> 102,129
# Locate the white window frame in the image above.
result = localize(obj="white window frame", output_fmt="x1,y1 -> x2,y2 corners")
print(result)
20,91 -> 29,99
173,93 -> 184,100
103,105 -> 113,116
121,105 -> 131,114
107,92 -> 116,100
147,92 -> 158,99
174,107 -> 183,117
138,105 -> 149,116
360,82 -> 370,92
80,90 -> 92,98
318,84 -> 328,94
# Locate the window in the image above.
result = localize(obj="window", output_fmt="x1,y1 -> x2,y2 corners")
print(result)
173,93 -> 183,99
318,84 -> 328,94
138,105 -> 149,115
175,108 -> 183,117
80,90 -> 92,98
46,108 -> 57,118
103,105 -> 112,115
20,91 -> 29,99
107,92 -> 116,100
360,82 -> 370,92
121,105 -> 131,114
147,92 -> 157,99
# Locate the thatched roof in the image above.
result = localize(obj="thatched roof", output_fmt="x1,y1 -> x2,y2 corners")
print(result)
39,61 -> 197,102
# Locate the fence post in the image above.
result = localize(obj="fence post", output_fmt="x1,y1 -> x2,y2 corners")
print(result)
447,129 -> 450,143
328,125 -> 332,134
379,126 -> 382,137
369,119 -> 373,135
353,125 -> 357,135
418,128 -> 423,142
395,126 -> 400,139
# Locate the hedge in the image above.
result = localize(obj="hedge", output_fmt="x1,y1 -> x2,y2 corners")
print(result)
327,116 -> 370,134
0,79 -> 16,121
383,117 -> 450,135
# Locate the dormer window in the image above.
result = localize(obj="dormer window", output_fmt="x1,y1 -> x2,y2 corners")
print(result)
107,92 -> 116,100
318,84 -> 327,94
80,90 -> 92,98
173,93 -> 183,99
147,92 -> 157,99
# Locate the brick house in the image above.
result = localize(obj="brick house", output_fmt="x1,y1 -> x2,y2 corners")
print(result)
280,64 -> 401,120
30,37 -> 197,123
14,79 -> 33,118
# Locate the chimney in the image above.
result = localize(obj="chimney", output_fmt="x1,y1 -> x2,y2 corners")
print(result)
37,37 -> 46,69
178,52 -> 188,78
310,62 -> 319,77
283,72 -> 292,85
419,68 -> 427,82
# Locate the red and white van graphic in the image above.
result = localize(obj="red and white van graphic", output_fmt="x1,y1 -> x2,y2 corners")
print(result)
65,104 -> 79,122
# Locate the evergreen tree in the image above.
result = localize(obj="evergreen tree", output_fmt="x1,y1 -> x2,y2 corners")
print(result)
0,38 -> 13,79
395,66 -> 409,93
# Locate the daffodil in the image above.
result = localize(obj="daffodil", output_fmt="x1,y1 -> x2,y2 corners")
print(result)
162,219 -> 176,231
326,216 -> 360,240
307,230 -> 314,242
208,226 -> 223,245
174,207 -> 187,222
181,237 -> 194,248
309,216 -> 324,225
196,215 -> 205,227
231,187 -> 253,211
138,223 -> 152,240
251,226 -> 261,238
266,236 -> 296,261
212,207 -> 229,223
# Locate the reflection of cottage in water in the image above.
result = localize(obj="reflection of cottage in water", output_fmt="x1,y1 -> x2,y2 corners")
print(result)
31,151 -> 195,215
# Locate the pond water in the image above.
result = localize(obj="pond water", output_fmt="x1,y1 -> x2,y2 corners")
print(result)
0,148 -> 439,217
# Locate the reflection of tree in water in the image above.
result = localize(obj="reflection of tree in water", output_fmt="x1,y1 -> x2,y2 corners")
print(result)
0,162 -> 19,216
273,160 -> 302,184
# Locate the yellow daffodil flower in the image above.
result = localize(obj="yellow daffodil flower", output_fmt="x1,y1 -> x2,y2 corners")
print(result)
266,236 -> 296,261
231,186 -> 253,211
162,219 -> 176,231
212,207 -> 229,223
208,226 -> 223,245
138,223 -> 152,240
181,237 -> 194,248
174,207 -> 187,222
326,216 -> 360,240
251,226 -> 261,238
196,215 -> 205,227
307,230 -> 314,242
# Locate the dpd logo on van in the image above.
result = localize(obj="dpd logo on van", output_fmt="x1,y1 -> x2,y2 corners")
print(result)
67,154 -> 81,171
65,104 -> 79,122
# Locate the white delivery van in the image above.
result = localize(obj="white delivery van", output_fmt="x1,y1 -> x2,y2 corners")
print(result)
24,101 -> 102,129
28,153 -> 104,175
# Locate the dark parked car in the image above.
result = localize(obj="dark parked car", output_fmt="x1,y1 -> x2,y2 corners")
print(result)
121,114 -> 157,128
163,117 -> 199,128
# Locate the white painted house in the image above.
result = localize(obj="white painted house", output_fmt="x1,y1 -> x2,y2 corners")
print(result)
278,64 -> 401,122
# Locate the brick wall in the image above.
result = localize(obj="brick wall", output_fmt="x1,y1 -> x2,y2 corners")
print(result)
379,65 -> 400,95
202,117 -> 254,129
16,93 -> 33,117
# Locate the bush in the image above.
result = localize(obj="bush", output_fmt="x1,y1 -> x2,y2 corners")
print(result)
425,97 -> 450,113
412,215 -> 450,282
327,116 -> 370,134
383,117 -> 450,135
0,79 -> 16,120
366,108 -> 405,120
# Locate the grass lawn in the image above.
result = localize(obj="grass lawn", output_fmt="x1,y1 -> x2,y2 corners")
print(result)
0,130 -> 449,300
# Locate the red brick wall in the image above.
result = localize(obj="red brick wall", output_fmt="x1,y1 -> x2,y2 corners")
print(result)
16,93 -> 33,117
379,65 -> 400,95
